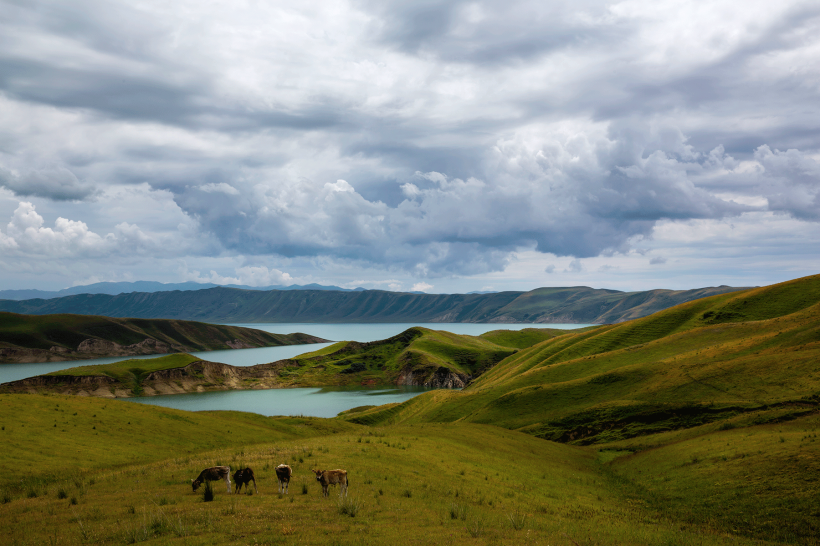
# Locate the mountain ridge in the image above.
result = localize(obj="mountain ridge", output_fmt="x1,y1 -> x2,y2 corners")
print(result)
0,284 -> 747,324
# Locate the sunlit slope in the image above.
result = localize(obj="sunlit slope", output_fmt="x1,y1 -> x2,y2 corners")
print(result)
0,393 -> 359,490
345,274 -> 820,442
276,326 -> 560,386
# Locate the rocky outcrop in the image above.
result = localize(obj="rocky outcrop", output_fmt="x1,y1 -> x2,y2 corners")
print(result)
77,337 -> 174,355
2,373 -> 119,397
396,366 -> 469,389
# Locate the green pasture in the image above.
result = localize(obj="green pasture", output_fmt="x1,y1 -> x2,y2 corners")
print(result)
0,392 -> 789,545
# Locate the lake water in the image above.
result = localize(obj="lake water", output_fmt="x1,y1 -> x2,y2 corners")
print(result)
128,385 -> 430,418
1,322 -> 592,416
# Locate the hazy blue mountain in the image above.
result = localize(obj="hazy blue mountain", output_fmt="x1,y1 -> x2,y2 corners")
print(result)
0,285 -> 747,324
0,281 -> 362,300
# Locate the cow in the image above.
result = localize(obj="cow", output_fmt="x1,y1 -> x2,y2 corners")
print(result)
233,467 -> 258,494
191,466 -> 231,493
275,464 -> 292,494
312,469 -> 348,497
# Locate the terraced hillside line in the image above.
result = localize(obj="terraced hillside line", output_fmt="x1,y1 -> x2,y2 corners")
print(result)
0,312 -> 328,363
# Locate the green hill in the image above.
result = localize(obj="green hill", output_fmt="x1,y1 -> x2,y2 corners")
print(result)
0,312 -> 327,363
1,327 -> 566,396
343,274 -> 820,441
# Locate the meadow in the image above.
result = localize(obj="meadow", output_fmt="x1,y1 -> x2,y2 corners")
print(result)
0,393 -> 788,546
1,274 -> 818,545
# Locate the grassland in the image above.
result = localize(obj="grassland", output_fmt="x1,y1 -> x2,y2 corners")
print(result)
2,274 -> 819,544
0,392 -> 782,546
0,312 -> 327,364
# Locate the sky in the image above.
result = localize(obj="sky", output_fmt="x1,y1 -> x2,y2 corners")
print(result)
0,0 -> 818,294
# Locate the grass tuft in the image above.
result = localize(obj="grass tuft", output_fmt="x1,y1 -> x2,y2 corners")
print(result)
337,496 -> 361,517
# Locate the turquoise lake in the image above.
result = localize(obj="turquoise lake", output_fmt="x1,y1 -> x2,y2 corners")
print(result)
0,322 -> 592,416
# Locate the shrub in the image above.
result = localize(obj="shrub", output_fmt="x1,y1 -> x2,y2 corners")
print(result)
57,488 -> 68,500
302,484 -> 308,495
402,489 -> 412,498
70,496 -> 78,505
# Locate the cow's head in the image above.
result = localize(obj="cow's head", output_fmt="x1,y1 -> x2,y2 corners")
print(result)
191,479 -> 201,492
312,469 -> 324,481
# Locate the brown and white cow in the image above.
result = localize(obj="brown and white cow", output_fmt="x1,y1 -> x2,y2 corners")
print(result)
233,467 -> 258,494
312,469 -> 348,497
191,466 -> 231,493
275,464 -> 292,494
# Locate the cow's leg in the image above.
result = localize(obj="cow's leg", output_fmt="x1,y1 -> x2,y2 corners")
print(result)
284,479 -> 288,494
252,477 -> 258,494
225,475 -> 231,493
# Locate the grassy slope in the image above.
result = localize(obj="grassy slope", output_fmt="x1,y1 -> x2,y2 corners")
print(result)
48,354 -> 202,383
0,393 -> 358,489
347,275 -> 820,437
0,311 -> 323,359
273,327 -> 534,386
0,393 -> 770,546
339,274 -> 820,543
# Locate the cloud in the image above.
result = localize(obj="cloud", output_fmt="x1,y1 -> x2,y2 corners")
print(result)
0,166 -> 98,201
0,0 -> 818,291
411,282 -> 433,292
181,265 -> 293,287
649,256 -> 667,265
565,259 -> 584,273
197,183 -> 240,196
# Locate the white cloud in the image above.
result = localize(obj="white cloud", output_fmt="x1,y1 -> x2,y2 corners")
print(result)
181,265 -> 293,287
411,282 -> 433,292
197,183 -> 241,195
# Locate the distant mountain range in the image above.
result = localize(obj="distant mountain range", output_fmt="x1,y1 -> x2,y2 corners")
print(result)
0,284 -> 748,324
0,281 -> 366,301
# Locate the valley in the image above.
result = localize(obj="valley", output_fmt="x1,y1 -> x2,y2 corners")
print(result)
1,274 -> 818,544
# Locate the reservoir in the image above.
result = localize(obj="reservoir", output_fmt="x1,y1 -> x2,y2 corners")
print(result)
0,322 -> 592,416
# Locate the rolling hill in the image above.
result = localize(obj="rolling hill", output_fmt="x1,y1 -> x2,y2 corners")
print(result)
342,273 -> 820,441
0,284 -> 746,323
0,327 -> 566,396
0,312 -> 327,364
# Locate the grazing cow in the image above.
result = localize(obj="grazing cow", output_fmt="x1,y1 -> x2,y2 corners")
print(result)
191,466 -> 231,493
275,464 -> 292,494
233,467 -> 258,494
312,469 -> 348,497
